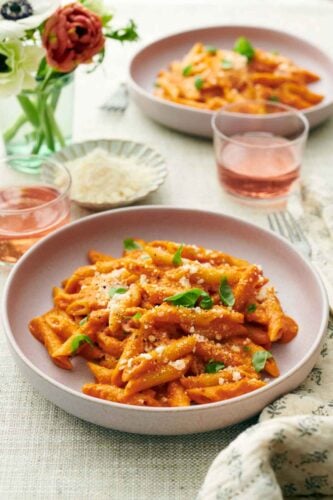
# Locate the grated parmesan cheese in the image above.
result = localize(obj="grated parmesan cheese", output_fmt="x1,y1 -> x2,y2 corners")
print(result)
67,148 -> 153,205
169,359 -> 186,370
232,370 -> 242,382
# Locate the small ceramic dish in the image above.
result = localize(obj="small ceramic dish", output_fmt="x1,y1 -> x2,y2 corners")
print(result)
52,139 -> 167,210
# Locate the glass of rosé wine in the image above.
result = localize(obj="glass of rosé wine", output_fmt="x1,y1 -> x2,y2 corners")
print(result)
0,156 -> 71,266
212,100 -> 309,202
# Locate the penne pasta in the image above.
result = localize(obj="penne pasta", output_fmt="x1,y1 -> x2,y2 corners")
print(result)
30,237 -> 298,406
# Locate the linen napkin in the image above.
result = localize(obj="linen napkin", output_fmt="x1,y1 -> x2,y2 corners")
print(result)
198,179 -> 333,499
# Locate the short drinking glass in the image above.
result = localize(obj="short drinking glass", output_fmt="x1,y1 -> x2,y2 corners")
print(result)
0,156 -> 71,266
212,100 -> 309,201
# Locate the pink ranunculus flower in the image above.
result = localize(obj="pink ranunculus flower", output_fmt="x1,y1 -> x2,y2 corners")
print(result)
42,3 -> 105,73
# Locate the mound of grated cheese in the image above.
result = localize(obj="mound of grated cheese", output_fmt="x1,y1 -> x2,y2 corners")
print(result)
67,148 -> 153,204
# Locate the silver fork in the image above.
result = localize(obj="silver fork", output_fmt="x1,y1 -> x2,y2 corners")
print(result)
267,210 -> 333,312
100,83 -> 129,112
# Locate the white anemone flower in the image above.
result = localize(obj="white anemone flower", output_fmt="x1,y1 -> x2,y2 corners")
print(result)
0,0 -> 60,39
0,39 -> 44,97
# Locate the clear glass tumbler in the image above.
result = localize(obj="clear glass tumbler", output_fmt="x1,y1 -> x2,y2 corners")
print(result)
211,100 -> 309,202
0,156 -> 71,266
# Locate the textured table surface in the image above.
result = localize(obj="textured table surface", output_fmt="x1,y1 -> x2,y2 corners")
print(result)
1,0 -> 333,498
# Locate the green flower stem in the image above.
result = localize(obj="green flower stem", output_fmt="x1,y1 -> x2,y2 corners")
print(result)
31,130 -> 45,155
46,103 -> 65,148
3,114 -> 28,143
17,94 -> 39,128
39,95 -> 55,152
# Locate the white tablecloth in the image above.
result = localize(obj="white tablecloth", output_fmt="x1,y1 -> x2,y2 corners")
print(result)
1,0 -> 333,498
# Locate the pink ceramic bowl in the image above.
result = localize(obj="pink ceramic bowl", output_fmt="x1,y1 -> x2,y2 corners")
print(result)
129,25 -> 333,137
2,207 -> 329,434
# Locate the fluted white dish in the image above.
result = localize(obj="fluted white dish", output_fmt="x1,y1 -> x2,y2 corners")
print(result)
52,139 -> 167,210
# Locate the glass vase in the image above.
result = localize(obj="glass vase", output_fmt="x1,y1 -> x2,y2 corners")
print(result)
0,74 -> 74,165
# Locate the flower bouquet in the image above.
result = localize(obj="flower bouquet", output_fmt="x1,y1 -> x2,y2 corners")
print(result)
0,1 -> 138,156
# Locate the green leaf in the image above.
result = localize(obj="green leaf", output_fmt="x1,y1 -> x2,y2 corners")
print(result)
199,292 -> 213,310
71,334 -> 94,355
221,59 -> 233,69
234,36 -> 255,60
79,317 -> 88,326
246,303 -> 257,313
252,350 -> 272,372
132,312 -> 142,320
182,64 -> 192,76
243,345 -> 251,352
172,244 -> 184,266
194,76 -> 204,90
268,95 -> 280,102
123,238 -> 141,251
205,359 -> 225,373
205,45 -> 217,54
219,277 -> 235,307
109,287 -> 128,298
164,288 -> 212,309
105,19 -> 139,42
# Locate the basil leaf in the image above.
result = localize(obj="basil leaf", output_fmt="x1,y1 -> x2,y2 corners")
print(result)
205,359 -> 225,373
132,312 -> 142,320
123,238 -> 141,251
246,303 -> 257,313
268,95 -> 280,102
252,350 -> 272,372
182,64 -> 192,76
199,292 -> 213,310
164,288 -> 212,309
233,36 -> 255,60
221,59 -> 233,69
194,76 -> 204,90
219,277 -> 235,307
205,45 -> 217,54
172,244 -> 184,266
71,334 -> 94,355
109,287 -> 127,298
79,316 -> 88,326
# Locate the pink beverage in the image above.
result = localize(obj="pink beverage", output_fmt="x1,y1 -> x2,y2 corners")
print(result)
0,185 -> 70,264
217,133 -> 300,199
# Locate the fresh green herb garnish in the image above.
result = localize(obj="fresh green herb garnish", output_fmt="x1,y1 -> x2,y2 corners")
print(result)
246,304 -> 257,313
132,312 -> 142,320
108,287 -> 128,297
252,350 -> 272,372
221,59 -> 233,69
199,292 -> 214,310
233,36 -> 255,60
182,64 -> 192,76
268,95 -> 280,102
172,244 -> 184,266
205,359 -> 225,373
164,288 -> 213,310
194,76 -> 204,90
71,335 -> 94,355
243,345 -> 251,352
79,317 -> 88,326
219,277 -> 235,307
123,238 -> 141,251
205,45 -> 217,54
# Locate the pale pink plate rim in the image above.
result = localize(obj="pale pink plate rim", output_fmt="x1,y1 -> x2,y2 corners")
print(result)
2,206 -> 329,413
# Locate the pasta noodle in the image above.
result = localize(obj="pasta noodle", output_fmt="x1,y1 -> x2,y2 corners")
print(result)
154,39 -> 323,111
29,238 -> 298,407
